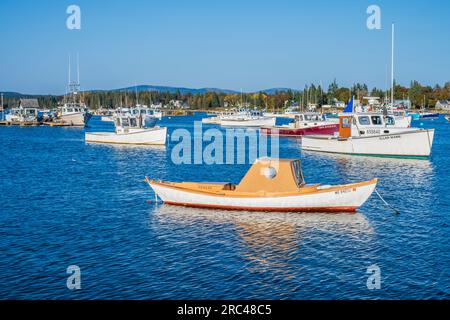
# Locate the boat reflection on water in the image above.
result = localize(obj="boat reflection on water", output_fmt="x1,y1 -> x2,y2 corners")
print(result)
151,205 -> 374,282
302,149 -> 435,186
85,142 -> 167,152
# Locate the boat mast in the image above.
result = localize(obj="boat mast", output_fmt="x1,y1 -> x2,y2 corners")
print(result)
391,23 -> 395,108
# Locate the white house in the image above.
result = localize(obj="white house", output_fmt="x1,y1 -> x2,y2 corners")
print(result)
436,100 -> 450,111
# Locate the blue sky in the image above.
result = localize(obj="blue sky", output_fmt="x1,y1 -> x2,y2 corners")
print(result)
0,0 -> 449,94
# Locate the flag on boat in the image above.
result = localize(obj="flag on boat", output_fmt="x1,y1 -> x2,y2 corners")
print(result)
344,97 -> 354,113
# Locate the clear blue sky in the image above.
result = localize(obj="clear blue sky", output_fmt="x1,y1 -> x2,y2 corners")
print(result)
0,0 -> 449,94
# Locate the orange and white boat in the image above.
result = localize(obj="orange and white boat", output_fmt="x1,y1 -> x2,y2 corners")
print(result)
145,158 -> 378,213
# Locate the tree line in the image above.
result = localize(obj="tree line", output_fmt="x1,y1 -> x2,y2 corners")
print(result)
2,80 -> 449,110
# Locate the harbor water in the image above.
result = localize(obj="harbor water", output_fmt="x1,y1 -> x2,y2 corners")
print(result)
0,114 -> 449,299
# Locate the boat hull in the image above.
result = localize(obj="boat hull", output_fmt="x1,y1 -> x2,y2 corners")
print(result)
220,117 -> 276,127
147,179 -> 377,213
302,129 -> 435,159
60,112 -> 91,126
419,113 -> 440,120
261,123 -> 339,136
86,127 -> 167,145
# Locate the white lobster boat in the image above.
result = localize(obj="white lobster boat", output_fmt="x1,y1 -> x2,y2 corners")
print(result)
86,115 -> 167,145
302,113 -> 435,159
58,103 -> 92,126
146,158 -> 378,213
219,109 -> 276,127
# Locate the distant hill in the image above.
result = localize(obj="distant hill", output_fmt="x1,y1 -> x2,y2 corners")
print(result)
2,85 -> 300,97
95,85 -> 240,95
259,88 -> 300,94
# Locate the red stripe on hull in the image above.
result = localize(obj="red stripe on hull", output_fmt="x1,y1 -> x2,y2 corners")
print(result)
163,201 -> 358,213
261,124 -> 339,136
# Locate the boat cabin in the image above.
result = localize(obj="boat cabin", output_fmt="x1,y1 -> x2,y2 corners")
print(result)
235,158 -> 305,193
294,113 -> 325,123
163,158 -> 307,195
338,113 -> 403,138
61,103 -> 87,114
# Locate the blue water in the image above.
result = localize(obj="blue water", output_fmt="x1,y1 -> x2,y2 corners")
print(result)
0,114 -> 449,299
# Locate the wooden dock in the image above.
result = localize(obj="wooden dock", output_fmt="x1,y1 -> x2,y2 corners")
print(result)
0,120 -> 41,126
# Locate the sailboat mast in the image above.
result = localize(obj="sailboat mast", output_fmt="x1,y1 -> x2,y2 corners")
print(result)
391,23 -> 395,108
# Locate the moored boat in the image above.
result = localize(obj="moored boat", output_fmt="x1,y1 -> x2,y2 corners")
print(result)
419,112 -> 440,120
261,113 -> 339,137
445,115 -> 450,122
219,109 -> 276,127
146,158 -> 378,213
86,114 -> 167,145
302,114 -> 435,159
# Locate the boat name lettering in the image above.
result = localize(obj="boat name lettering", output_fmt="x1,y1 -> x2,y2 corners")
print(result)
379,135 -> 401,140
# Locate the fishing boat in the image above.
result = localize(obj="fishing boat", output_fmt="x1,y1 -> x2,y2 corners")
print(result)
146,158 -> 378,213
85,114 -> 167,145
261,113 -> 339,137
219,109 -> 276,127
302,114 -> 435,159
58,103 -> 92,126
56,55 -> 92,126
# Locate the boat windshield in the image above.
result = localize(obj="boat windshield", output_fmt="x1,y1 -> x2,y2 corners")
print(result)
291,160 -> 304,187
371,116 -> 383,125
358,116 -> 370,125
386,116 -> 396,125
129,117 -> 138,127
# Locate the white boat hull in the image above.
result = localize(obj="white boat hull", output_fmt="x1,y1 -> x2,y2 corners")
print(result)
86,127 -> 167,145
202,117 -> 220,124
60,112 -> 88,126
220,117 -> 276,127
302,129 -> 434,158
149,179 -> 377,212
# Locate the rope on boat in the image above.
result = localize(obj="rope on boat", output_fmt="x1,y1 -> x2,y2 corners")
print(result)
374,188 -> 400,215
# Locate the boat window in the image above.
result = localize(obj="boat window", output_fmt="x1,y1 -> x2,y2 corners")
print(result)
292,160 -> 304,187
358,116 -> 370,125
371,116 -> 382,125
121,118 -> 130,126
386,116 -> 395,125
129,118 -> 137,127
